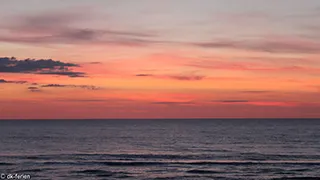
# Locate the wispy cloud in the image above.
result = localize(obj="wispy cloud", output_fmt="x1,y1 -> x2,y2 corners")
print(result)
41,84 -> 101,90
0,57 -> 85,77
135,74 -> 153,77
27,86 -> 41,92
135,73 -> 205,81
0,10 -> 159,47
215,100 -> 249,103
152,101 -> 195,106
240,90 -> 272,94
0,78 -> 27,84
212,100 -> 297,107
185,59 -> 320,74
54,98 -> 134,103
38,71 -> 86,78
59,99 -> 110,102
168,75 -> 205,81
88,62 -> 102,65
1,78 -> 102,92
193,36 -> 320,54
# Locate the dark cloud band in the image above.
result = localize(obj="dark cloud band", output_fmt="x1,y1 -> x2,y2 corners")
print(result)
0,57 -> 84,77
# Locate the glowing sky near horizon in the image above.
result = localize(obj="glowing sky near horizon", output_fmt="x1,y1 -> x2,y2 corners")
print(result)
0,0 -> 320,119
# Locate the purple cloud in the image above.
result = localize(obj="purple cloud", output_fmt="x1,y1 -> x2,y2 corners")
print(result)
193,37 -> 320,54
0,10 -> 159,47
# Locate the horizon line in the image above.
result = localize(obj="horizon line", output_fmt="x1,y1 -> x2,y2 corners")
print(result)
0,118 -> 319,121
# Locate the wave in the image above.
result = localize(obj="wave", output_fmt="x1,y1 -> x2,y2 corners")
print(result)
0,153 -> 203,161
272,177 -> 320,180
0,162 -> 14,166
73,169 -> 114,177
101,161 -> 165,166
72,169 -> 133,178
175,160 -> 320,166
186,169 -> 219,174
151,175 -> 215,180
108,153 -> 199,160
14,168 -> 53,173
28,160 -> 317,168
240,153 -> 320,161
2,153 -> 320,162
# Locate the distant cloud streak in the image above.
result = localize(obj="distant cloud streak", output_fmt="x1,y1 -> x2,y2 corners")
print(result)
135,74 -> 153,77
0,78 -> 27,84
135,73 -> 205,81
168,75 -> 205,81
41,84 -> 101,90
212,100 -> 297,107
216,100 -> 249,103
1,78 -> 102,92
0,10 -> 160,47
28,86 -> 41,92
152,101 -> 195,106
193,36 -> 320,54
185,60 -> 320,73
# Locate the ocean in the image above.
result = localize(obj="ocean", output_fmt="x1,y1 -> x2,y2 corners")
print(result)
0,119 -> 319,180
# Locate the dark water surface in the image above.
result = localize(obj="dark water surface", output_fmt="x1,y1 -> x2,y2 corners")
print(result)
0,119 -> 319,180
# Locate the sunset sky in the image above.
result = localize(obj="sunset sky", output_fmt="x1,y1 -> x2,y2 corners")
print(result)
1,0 -> 320,119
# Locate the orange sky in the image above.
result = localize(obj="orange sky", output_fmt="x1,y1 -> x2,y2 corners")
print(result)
1,0 -> 320,119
